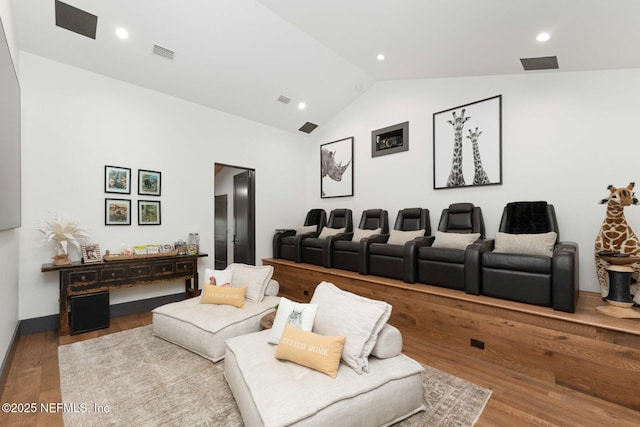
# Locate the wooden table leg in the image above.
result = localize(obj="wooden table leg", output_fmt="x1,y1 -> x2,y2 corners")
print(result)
59,273 -> 70,335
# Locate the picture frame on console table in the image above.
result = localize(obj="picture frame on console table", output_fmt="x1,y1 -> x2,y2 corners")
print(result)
320,136 -> 354,199
138,169 -> 161,196
138,200 -> 161,225
105,198 -> 131,225
81,243 -> 102,263
433,95 -> 502,190
105,165 -> 131,194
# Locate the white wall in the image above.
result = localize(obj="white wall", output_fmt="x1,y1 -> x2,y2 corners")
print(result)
310,69 -> 640,295
0,0 -> 19,369
16,46 -> 640,321
18,52 -> 313,320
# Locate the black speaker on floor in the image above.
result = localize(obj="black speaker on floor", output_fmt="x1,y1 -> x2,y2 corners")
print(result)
69,291 -> 110,335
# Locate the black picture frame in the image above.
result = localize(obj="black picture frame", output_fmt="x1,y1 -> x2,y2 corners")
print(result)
433,95 -> 502,189
138,169 -> 161,196
138,200 -> 161,225
105,165 -> 131,194
372,121 -> 409,157
320,137 -> 354,198
105,198 -> 131,225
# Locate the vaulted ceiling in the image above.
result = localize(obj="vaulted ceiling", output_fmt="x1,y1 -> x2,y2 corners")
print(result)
11,0 -> 640,134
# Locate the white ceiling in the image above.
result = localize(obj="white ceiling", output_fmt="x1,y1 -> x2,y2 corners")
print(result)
10,0 -> 640,134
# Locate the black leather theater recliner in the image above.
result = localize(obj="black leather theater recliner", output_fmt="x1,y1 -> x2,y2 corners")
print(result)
301,209 -> 353,267
417,203 -> 487,293
331,209 -> 389,273
273,209 -> 326,262
367,208 -> 431,283
479,201 -> 579,312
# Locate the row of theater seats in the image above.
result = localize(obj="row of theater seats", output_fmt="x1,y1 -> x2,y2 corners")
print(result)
273,202 -> 579,312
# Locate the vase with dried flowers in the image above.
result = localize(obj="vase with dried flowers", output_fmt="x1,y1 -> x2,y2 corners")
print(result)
39,215 -> 90,266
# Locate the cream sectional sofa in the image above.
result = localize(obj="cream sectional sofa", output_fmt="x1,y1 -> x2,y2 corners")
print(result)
153,266 -> 426,426
224,281 -> 426,427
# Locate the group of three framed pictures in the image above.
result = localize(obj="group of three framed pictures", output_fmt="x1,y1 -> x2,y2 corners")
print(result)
104,165 -> 161,226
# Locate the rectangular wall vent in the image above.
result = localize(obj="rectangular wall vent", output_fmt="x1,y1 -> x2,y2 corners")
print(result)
55,0 -> 97,39
152,44 -> 175,60
520,56 -> 559,71
277,95 -> 291,105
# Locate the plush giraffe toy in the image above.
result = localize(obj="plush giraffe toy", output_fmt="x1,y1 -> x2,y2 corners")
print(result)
594,182 -> 640,305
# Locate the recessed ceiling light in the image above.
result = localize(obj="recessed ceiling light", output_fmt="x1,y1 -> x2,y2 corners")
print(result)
536,32 -> 550,42
116,28 -> 129,39
376,53 -> 385,61
298,102 -> 306,110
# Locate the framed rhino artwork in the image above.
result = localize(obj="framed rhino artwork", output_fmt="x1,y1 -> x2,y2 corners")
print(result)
321,137 -> 353,198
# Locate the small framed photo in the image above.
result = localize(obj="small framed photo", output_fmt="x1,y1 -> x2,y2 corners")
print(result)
139,200 -> 161,225
105,198 -> 131,225
81,244 -> 102,263
105,165 -> 131,194
138,169 -> 161,196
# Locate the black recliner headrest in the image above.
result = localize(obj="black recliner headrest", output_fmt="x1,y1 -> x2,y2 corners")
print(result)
503,201 -> 551,234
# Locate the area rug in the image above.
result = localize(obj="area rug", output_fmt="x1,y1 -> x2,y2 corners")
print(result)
59,326 -> 491,427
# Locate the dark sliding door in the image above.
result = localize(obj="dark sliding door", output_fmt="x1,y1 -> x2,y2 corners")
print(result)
233,170 -> 255,265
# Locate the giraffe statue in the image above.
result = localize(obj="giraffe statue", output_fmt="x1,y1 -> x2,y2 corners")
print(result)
466,127 -> 491,185
594,182 -> 640,305
446,109 -> 469,187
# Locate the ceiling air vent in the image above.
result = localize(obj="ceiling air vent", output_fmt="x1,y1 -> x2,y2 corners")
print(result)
152,44 -> 175,60
277,95 -> 291,105
298,122 -> 319,134
520,56 -> 559,71
55,0 -> 97,39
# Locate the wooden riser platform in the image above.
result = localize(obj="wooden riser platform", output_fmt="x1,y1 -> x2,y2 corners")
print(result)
263,258 -> 640,411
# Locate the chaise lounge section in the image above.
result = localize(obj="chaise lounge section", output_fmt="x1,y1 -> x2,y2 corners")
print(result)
152,263 -> 280,362
224,281 -> 426,427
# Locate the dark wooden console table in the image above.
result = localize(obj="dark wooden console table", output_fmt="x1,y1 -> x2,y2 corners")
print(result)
42,253 -> 208,335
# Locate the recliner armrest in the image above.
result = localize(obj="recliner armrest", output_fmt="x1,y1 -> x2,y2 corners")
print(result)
402,236 -> 433,283
272,229 -> 296,258
415,235 -> 435,248
292,231 -> 321,262
465,238 -> 494,295
358,234 -> 389,275
322,233 -> 352,267
333,232 -> 354,241
552,241 -> 579,313
275,229 -> 296,235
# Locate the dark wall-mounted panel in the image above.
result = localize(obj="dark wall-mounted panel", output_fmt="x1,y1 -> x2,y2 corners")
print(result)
372,121 -> 409,157
0,17 -> 21,231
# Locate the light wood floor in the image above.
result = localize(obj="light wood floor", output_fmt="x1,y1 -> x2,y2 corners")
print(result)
1,312 -> 638,427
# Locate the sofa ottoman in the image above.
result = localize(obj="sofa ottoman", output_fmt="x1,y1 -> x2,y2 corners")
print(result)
224,328 -> 425,427
152,263 -> 280,362
152,295 -> 279,362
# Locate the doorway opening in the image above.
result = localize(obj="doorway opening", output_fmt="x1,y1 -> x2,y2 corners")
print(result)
214,163 -> 256,268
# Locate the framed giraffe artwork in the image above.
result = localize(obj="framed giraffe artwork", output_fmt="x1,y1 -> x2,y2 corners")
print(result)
432,95 -> 502,190
321,136 -> 354,198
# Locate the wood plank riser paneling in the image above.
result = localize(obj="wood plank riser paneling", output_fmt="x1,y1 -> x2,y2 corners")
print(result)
264,258 -> 640,410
